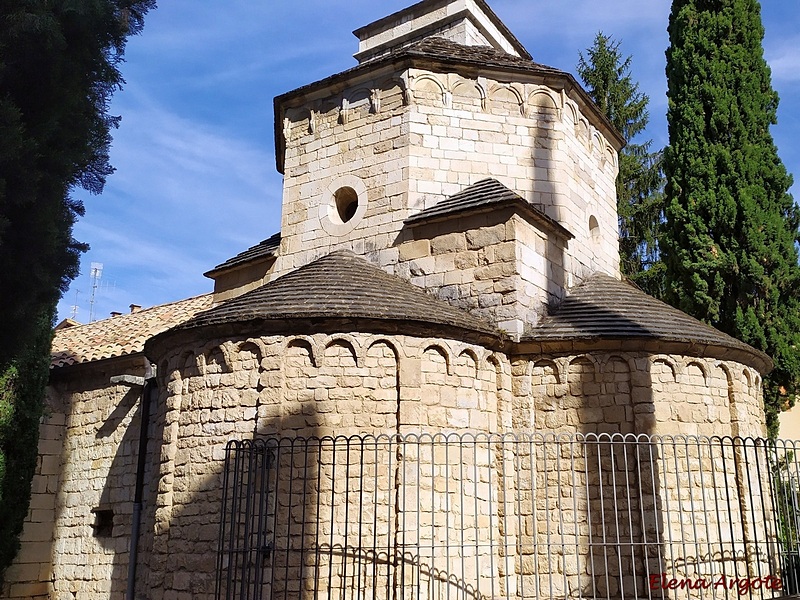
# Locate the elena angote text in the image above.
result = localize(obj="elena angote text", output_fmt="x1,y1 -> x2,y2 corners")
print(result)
649,574 -> 783,595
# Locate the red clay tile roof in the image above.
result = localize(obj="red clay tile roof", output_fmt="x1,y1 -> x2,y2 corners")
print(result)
51,294 -> 213,368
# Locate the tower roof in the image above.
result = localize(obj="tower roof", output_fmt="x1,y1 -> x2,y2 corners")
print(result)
353,0 -> 531,63
204,232 -> 281,278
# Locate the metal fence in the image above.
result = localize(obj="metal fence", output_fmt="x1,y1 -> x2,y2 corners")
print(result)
215,433 -> 800,600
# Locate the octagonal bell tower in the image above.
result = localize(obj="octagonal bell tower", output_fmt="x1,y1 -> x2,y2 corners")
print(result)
270,0 -> 623,338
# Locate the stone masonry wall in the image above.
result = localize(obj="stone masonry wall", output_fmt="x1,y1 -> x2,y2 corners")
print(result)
405,68 -> 620,282
274,76 -> 409,278
509,351 -> 768,600
3,357 -> 151,600
396,209 -> 570,336
511,352 -> 764,437
11,334 -> 770,600
144,331 -> 499,600
2,388 -> 66,599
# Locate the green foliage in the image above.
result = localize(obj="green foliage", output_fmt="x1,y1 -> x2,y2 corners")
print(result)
0,0 -> 155,583
0,366 -> 17,503
0,312 -> 53,585
663,0 -> 800,437
577,32 -> 666,297
0,0 -> 156,360
772,451 -> 800,554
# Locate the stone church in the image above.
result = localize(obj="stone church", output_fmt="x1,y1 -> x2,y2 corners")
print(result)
4,1 -> 777,599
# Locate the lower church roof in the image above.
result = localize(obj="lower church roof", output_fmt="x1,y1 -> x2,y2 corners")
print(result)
168,250 -> 500,339
526,273 -> 773,373
51,294 -> 213,369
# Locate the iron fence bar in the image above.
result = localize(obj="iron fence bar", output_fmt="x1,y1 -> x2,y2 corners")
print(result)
514,436 -> 525,600
790,441 -> 800,593
753,438 -> 774,600
266,440 -> 281,600
636,436 -> 654,600
462,432 -> 468,600
585,434 -> 598,600
298,437 -> 310,600
281,439 -> 294,600
709,437 -> 727,600
312,438 -> 323,600
683,437 -> 700,595
215,441 -> 230,600
214,432 -> 800,600
621,436 -> 636,600
570,435 -> 582,600
230,440 -> 246,600
252,441 -> 267,600
723,436 -> 742,599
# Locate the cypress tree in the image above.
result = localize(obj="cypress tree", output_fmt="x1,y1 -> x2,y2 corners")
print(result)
663,0 -> 800,437
0,0 -> 155,581
577,33 -> 665,297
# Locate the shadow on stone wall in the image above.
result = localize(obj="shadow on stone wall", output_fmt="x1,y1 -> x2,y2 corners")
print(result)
95,383 -> 143,600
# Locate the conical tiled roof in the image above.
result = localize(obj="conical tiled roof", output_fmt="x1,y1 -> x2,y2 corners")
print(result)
526,273 -> 772,371
172,250 -> 499,337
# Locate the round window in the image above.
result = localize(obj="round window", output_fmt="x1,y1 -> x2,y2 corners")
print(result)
320,175 -> 368,236
335,187 -> 359,223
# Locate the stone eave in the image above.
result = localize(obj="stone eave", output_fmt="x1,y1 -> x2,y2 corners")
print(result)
274,51 -> 625,174
516,335 -> 773,376
203,253 -> 277,280
405,193 -> 575,241
145,316 -> 505,362
49,351 -> 146,378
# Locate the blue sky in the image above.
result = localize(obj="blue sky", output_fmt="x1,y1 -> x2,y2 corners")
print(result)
56,0 -> 800,323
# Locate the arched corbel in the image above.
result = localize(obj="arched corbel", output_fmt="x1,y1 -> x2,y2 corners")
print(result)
339,97 -> 350,125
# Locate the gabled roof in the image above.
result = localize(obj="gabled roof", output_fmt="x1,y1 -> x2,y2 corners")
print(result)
51,294 -> 213,369
405,178 -> 574,239
526,273 -> 773,373
169,250 -> 499,338
204,233 -> 281,278
353,0 -> 531,63
403,36 -> 551,73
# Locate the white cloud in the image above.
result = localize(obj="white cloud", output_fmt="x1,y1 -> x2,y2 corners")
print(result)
766,35 -> 800,84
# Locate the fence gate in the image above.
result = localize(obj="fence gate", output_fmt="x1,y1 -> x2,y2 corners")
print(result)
215,433 -> 800,600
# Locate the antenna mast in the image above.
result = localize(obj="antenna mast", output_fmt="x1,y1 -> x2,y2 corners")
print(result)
89,262 -> 103,322
70,289 -> 81,320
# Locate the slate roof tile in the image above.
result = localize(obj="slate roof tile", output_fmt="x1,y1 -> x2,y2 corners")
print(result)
51,294 -> 213,368
527,273 -> 772,368
403,37 -> 559,74
405,178 -> 573,239
178,250 -> 499,336
205,232 -> 281,277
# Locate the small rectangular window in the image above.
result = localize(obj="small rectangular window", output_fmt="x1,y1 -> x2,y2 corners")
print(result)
91,508 -> 114,537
